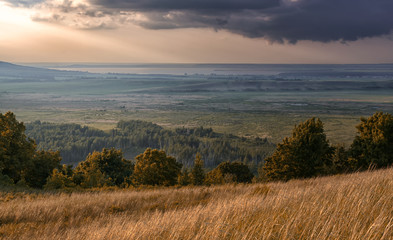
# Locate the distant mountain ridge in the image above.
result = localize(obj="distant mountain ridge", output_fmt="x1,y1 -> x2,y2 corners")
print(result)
0,61 -> 90,80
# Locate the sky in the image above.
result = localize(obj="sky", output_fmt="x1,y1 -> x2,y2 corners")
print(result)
0,0 -> 393,63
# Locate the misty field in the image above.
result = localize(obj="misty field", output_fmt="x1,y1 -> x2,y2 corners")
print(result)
1,168 -> 392,239
2,63 -> 393,145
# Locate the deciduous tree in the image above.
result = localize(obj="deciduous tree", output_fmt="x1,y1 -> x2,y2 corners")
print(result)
73,148 -> 133,187
133,148 -> 182,186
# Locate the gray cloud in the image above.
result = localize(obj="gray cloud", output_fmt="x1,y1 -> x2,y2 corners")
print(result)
6,0 -> 393,43
3,0 -> 45,6
88,0 -> 393,43
90,0 -> 280,11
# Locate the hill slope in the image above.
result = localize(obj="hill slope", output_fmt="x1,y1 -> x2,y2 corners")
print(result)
0,61 -> 89,80
1,168 -> 392,239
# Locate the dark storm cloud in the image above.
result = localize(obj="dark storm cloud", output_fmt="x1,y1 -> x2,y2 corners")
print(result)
89,0 -> 393,43
90,0 -> 280,11
6,0 -> 393,43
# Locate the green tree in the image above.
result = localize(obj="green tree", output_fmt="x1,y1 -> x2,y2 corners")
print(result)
44,165 -> 75,190
261,118 -> 334,181
0,172 -> 14,187
133,148 -> 182,186
177,168 -> 191,186
190,153 -> 205,185
0,111 -> 35,183
350,112 -> 393,169
73,148 -> 133,187
24,150 -> 62,188
205,161 -> 253,184
329,144 -> 353,174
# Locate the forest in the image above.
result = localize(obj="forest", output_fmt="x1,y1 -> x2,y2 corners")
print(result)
1,111 -> 393,190
25,120 -> 275,170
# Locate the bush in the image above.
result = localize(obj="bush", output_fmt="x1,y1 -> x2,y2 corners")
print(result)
44,167 -> 75,190
206,161 -> 253,184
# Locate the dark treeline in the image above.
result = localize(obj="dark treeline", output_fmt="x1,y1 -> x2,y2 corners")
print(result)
2,111 -> 393,190
1,111 -> 256,189
25,120 -> 275,171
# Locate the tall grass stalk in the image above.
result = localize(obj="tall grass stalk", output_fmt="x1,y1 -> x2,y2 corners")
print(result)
1,168 -> 392,239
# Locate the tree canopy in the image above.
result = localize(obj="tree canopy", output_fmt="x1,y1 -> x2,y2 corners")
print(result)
73,148 -> 134,187
24,150 -> 62,188
25,120 -> 274,170
262,118 -> 334,181
0,112 -> 36,183
133,148 -> 182,186
350,112 -> 393,170
0,111 -> 62,188
2,111 -> 393,189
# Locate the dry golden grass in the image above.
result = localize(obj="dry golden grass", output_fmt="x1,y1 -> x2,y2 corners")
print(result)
1,168 -> 393,240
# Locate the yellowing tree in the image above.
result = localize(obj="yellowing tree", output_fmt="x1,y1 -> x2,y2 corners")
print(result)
133,148 -> 182,186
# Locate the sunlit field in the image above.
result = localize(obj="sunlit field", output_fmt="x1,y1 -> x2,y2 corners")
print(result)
1,168 -> 392,239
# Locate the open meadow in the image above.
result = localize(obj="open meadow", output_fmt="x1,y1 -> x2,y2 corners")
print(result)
1,168 -> 392,240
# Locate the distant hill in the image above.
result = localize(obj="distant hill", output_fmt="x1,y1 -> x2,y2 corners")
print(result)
0,61 -> 90,81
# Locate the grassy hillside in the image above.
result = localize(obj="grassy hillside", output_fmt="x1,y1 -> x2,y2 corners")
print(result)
1,168 -> 392,239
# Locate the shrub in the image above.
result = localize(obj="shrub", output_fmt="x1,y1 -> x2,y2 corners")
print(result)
206,161 -> 253,184
44,167 -> 75,190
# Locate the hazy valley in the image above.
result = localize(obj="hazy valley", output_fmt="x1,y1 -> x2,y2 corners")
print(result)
2,62 -> 393,146
1,62 -> 393,240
